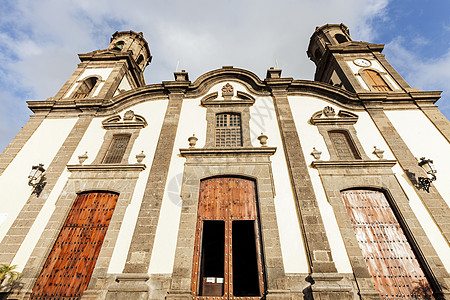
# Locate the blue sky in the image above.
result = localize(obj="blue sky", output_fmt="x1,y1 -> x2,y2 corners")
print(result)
0,0 -> 449,152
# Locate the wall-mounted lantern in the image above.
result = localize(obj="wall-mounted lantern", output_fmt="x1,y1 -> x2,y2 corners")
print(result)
28,163 -> 46,196
418,157 -> 437,193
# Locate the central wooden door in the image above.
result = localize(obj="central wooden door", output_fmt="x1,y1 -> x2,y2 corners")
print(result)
342,190 -> 432,299
31,192 -> 118,299
192,177 -> 265,299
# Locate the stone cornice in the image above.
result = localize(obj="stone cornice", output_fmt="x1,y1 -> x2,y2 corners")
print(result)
26,66 -> 442,116
67,164 -> 146,172
311,159 -> 397,169
327,41 -> 385,53
179,147 -> 277,157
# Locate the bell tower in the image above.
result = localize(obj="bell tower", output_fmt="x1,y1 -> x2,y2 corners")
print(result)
307,24 -> 416,93
53,30 -> 151,101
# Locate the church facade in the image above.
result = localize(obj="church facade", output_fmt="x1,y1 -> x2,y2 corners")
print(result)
0,24 -> 450,299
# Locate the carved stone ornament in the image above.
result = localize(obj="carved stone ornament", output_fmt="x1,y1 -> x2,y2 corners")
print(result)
311,147 -> 322,160
310,107 -> 359,125
123,110 -> 135,121
78,152 -> 88,165
257,133 -> 268,147
200,90 -> 255,107
373,146 -> 384,159
221,83 -> 234,96
322,106 -> 336,117
102,111 -> 147,130
136,151 -> 146,163
188,134 -> 198,148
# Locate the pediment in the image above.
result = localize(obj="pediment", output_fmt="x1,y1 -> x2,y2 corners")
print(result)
102,110 -> 147,129
310,106 -> 358,125
201,83 -> 255,106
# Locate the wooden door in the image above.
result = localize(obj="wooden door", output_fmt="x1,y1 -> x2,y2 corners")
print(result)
342,190 -> 432,299
31,192 -> 118,299
192,177 -> 264,299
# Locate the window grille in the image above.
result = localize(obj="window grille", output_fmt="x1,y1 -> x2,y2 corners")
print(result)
102,134 -> 130,164
215,113 -> 242,147
363,69 -> 391,92
329,130 -> 360,160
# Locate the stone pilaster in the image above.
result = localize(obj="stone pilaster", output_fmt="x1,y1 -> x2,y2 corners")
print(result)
266,74 -> 337,276
0,115 -> 45,176
0,115 -> 93,265
123,79 -> 188,274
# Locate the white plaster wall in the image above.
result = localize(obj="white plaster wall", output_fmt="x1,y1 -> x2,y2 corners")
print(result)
0,118 -> 77,250
385,110 -> 450,271
250,96 -> 309,273
288,96 -> 352,273
113,76 -> 132,97
12,170 -> 71,271
106,100 -> 168,273
92,82 -> 105,97
148,98 -> 206,274
64,68 -> 113,98
386,110 -> 450,207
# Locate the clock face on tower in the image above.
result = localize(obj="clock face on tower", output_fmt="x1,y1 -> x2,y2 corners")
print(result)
353,58 -> 371,67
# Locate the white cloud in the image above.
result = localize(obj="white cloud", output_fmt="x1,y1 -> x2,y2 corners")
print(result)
0,0 -> 391,151
384,37 -> 450,116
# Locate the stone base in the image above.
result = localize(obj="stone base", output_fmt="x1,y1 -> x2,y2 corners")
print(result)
165,290 -> 192,300
305,273 -> 357,300
104,274 -> 149,300
265,289 -> 292,299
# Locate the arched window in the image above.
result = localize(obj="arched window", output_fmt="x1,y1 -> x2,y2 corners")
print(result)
314,48 -> 322,61
73,77 -> 98,99
335,34 -> 348,44
362,69 -> 392,92
328,130 -> 360,160
215,113 -> 242,147
113,40 -> 125,51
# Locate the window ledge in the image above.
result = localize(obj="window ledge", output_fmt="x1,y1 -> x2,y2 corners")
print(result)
67,163 -> 146,172
311,159 -> 396,169
179,147 -> 277,157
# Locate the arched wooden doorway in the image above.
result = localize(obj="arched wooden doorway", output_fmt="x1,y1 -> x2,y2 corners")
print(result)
30,191 -> 118,299
191,177 -> 265,299
341,189 -> 432,299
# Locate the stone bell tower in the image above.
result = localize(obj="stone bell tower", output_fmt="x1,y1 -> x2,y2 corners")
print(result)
307,23 -> 415,93
53,30 -> 151,101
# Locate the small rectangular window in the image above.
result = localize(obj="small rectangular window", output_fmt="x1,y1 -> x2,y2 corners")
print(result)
329,130 -> 360,160
102,134 -> 130,164
215,113 -> 242,147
